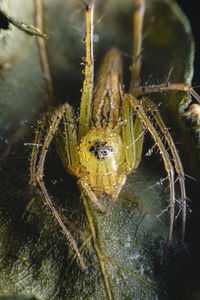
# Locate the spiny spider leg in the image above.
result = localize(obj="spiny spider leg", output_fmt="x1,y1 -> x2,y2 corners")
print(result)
124,94 -> 175,247
79,2 -> 94,140
58,211 -> 93,254
32,105 -> 86,269
132,83 -> 200,105
144,97 -> 186,241
129,0 -> 188,244
82,195 -> 112,300
30,113 -> 49,186
130,0 -> 145,88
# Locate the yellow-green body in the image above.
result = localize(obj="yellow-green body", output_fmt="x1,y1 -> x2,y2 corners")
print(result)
60,47 -> 144,204
78,127 -> 127,196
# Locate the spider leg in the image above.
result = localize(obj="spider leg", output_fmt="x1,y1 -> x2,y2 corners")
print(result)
58,212 -> 93,254
132,83 -> 200,105
30,112 -> 49,187
33,105 -> 86,269
82,195 -> 112,300
79,2 -> 94,140
121,97 -> 145,171
121,0 -> 145,171
104,176 -> 127,214
55,103 -> 79,174
144,97 -> 186,242
130,0 -> 145,88
124,93 -> 175,247
79,180 -> 107,213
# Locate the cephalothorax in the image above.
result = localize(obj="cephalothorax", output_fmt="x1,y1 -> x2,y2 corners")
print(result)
78,126 -> 126,197
30,0 -> 200,276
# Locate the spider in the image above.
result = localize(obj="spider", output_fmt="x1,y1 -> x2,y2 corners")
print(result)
30,0 -> 200,272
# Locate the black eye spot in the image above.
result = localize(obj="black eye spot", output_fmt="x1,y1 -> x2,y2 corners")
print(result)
89,141 -> 113,160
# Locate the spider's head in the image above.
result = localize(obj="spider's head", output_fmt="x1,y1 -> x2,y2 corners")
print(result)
78,127 -> 127,196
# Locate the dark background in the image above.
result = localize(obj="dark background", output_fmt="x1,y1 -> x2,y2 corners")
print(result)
176,2 -> 200,295
177,0 -> 200,86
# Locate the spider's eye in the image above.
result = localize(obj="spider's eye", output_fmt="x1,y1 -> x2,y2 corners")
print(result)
89,141 -> 113,160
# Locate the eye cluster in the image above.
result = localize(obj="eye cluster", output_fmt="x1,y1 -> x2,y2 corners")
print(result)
89,141 -> 113,160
